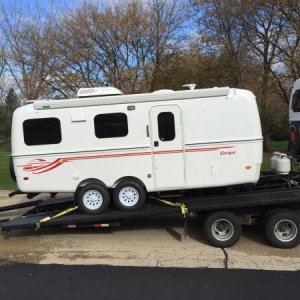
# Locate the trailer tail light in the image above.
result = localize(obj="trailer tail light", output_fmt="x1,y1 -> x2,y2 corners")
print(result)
290,130 -> 296,142
23,177 -> 29,181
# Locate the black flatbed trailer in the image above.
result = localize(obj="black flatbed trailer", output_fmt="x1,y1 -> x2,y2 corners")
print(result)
1,173 -> 300,248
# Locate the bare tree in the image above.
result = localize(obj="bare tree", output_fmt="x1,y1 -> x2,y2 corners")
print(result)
192,0 -> 247,87
241,0 -> 286,149
41,0 -> 186,95
273,0 -> 300,101
0,3 -> 49,100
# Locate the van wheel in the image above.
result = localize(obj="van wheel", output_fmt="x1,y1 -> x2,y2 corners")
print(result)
113,180 -> 146,211
203,211 -> 242,248
76,184 -> 110,215
265,211 -> 300,248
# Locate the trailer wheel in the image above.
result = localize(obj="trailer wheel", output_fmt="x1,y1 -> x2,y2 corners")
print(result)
77,184 -> 110,215
113,180 -> 146,211
265,211 -> 300,248
203,211 -> 242,248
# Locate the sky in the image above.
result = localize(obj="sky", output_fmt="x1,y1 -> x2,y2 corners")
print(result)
0,0 -> 94,16
0,0 -> 126,15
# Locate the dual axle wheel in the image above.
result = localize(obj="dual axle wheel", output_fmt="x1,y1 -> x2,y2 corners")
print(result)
76,180 -> 146,215
202,210 -> 300,249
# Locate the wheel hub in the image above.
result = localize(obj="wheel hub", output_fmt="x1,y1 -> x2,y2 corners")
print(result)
83,190 -> 103,210
274,219 -> 298,242
212,219 -> 234,241
119,186 -> 139,207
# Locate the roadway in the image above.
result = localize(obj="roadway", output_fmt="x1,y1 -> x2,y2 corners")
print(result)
0,264 -> 300,299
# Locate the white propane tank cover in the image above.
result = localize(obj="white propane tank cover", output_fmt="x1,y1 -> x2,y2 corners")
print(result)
275,153 -> 291,175
271,151 -> 281,170
77,87 -> 123,98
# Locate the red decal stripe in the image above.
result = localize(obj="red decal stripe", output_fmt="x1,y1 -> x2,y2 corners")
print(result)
18,146 -> 235,174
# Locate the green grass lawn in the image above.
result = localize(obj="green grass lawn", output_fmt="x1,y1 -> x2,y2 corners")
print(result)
0,145 -> 16,190
0,140 -> 290,190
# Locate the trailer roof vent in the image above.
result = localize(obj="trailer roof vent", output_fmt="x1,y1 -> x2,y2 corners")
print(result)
77,87 -> 123,98
181,83 -> 196,90
152,89 -> 174,94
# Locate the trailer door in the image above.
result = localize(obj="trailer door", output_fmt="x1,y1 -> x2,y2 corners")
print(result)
150,105 -> 185,188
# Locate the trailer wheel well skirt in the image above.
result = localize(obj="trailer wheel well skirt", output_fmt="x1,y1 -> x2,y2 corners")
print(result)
112,176 -> 146,190
76,178 -> 107,192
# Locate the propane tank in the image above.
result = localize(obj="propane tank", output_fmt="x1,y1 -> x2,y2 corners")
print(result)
275,154 -> 291,175
271,152 -> 281,170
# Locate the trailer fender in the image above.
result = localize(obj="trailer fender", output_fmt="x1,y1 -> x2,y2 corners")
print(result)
76,178 -> 107,192
112,176 -> 146,190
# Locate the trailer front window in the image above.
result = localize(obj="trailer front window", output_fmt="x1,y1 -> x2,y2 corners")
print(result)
292,90 -> 300,112
157,112 -> 175,141
94,113 -> 128,139
23,118 -> 62,146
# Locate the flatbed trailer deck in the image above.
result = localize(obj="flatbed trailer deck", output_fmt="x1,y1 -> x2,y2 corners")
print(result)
1,174 -> 300,249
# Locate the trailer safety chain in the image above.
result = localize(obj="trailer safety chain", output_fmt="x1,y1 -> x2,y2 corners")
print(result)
35,205 -> 79,230
150,197 -> 188,217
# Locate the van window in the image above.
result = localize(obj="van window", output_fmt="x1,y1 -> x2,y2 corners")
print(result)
158,112 -> 175,141
94,113 -> 128,138
23,118 -> 62,146
292,90 -> 300,112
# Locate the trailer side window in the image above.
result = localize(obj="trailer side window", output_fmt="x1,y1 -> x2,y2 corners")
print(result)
94,113 -> 128,139
292,90 -> 300,112
23,118 -> 62,146
158,112 -> 175,141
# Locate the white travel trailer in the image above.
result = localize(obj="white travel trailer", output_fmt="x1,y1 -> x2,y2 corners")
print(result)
11,86 -> 263,214
289,78 -> 300,155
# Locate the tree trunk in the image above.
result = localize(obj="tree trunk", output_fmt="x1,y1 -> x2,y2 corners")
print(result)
260,63 -> 270,152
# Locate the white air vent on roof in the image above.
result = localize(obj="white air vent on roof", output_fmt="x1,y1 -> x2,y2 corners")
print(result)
152,89 -> 174,94
77,87 -> 123,98
182,83 -> 196,90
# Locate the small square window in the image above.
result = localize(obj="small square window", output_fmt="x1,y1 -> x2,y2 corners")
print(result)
23,118 -> 62,146
94,113 -> 128,139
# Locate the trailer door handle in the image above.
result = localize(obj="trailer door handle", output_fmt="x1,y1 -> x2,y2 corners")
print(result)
154,141 -> 159,147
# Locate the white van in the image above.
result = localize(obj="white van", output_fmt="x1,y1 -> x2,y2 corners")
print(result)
11,86 -> 263,214
289,78 -> 300,155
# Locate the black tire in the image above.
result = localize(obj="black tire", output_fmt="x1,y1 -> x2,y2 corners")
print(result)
113,180 -> 146,211
76,183 -> 110,215
9,156 -> 16,182
265,211 -> 300,248
203,211 -> 242,248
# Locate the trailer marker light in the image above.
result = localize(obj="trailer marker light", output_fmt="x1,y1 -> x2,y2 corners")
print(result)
94,223 -> 109,228
61,224 -> 76,229
23,177 -> 29,180
245,166 -> 252,170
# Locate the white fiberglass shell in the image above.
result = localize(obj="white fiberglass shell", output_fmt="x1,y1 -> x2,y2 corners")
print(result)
11,87 -> 262,193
